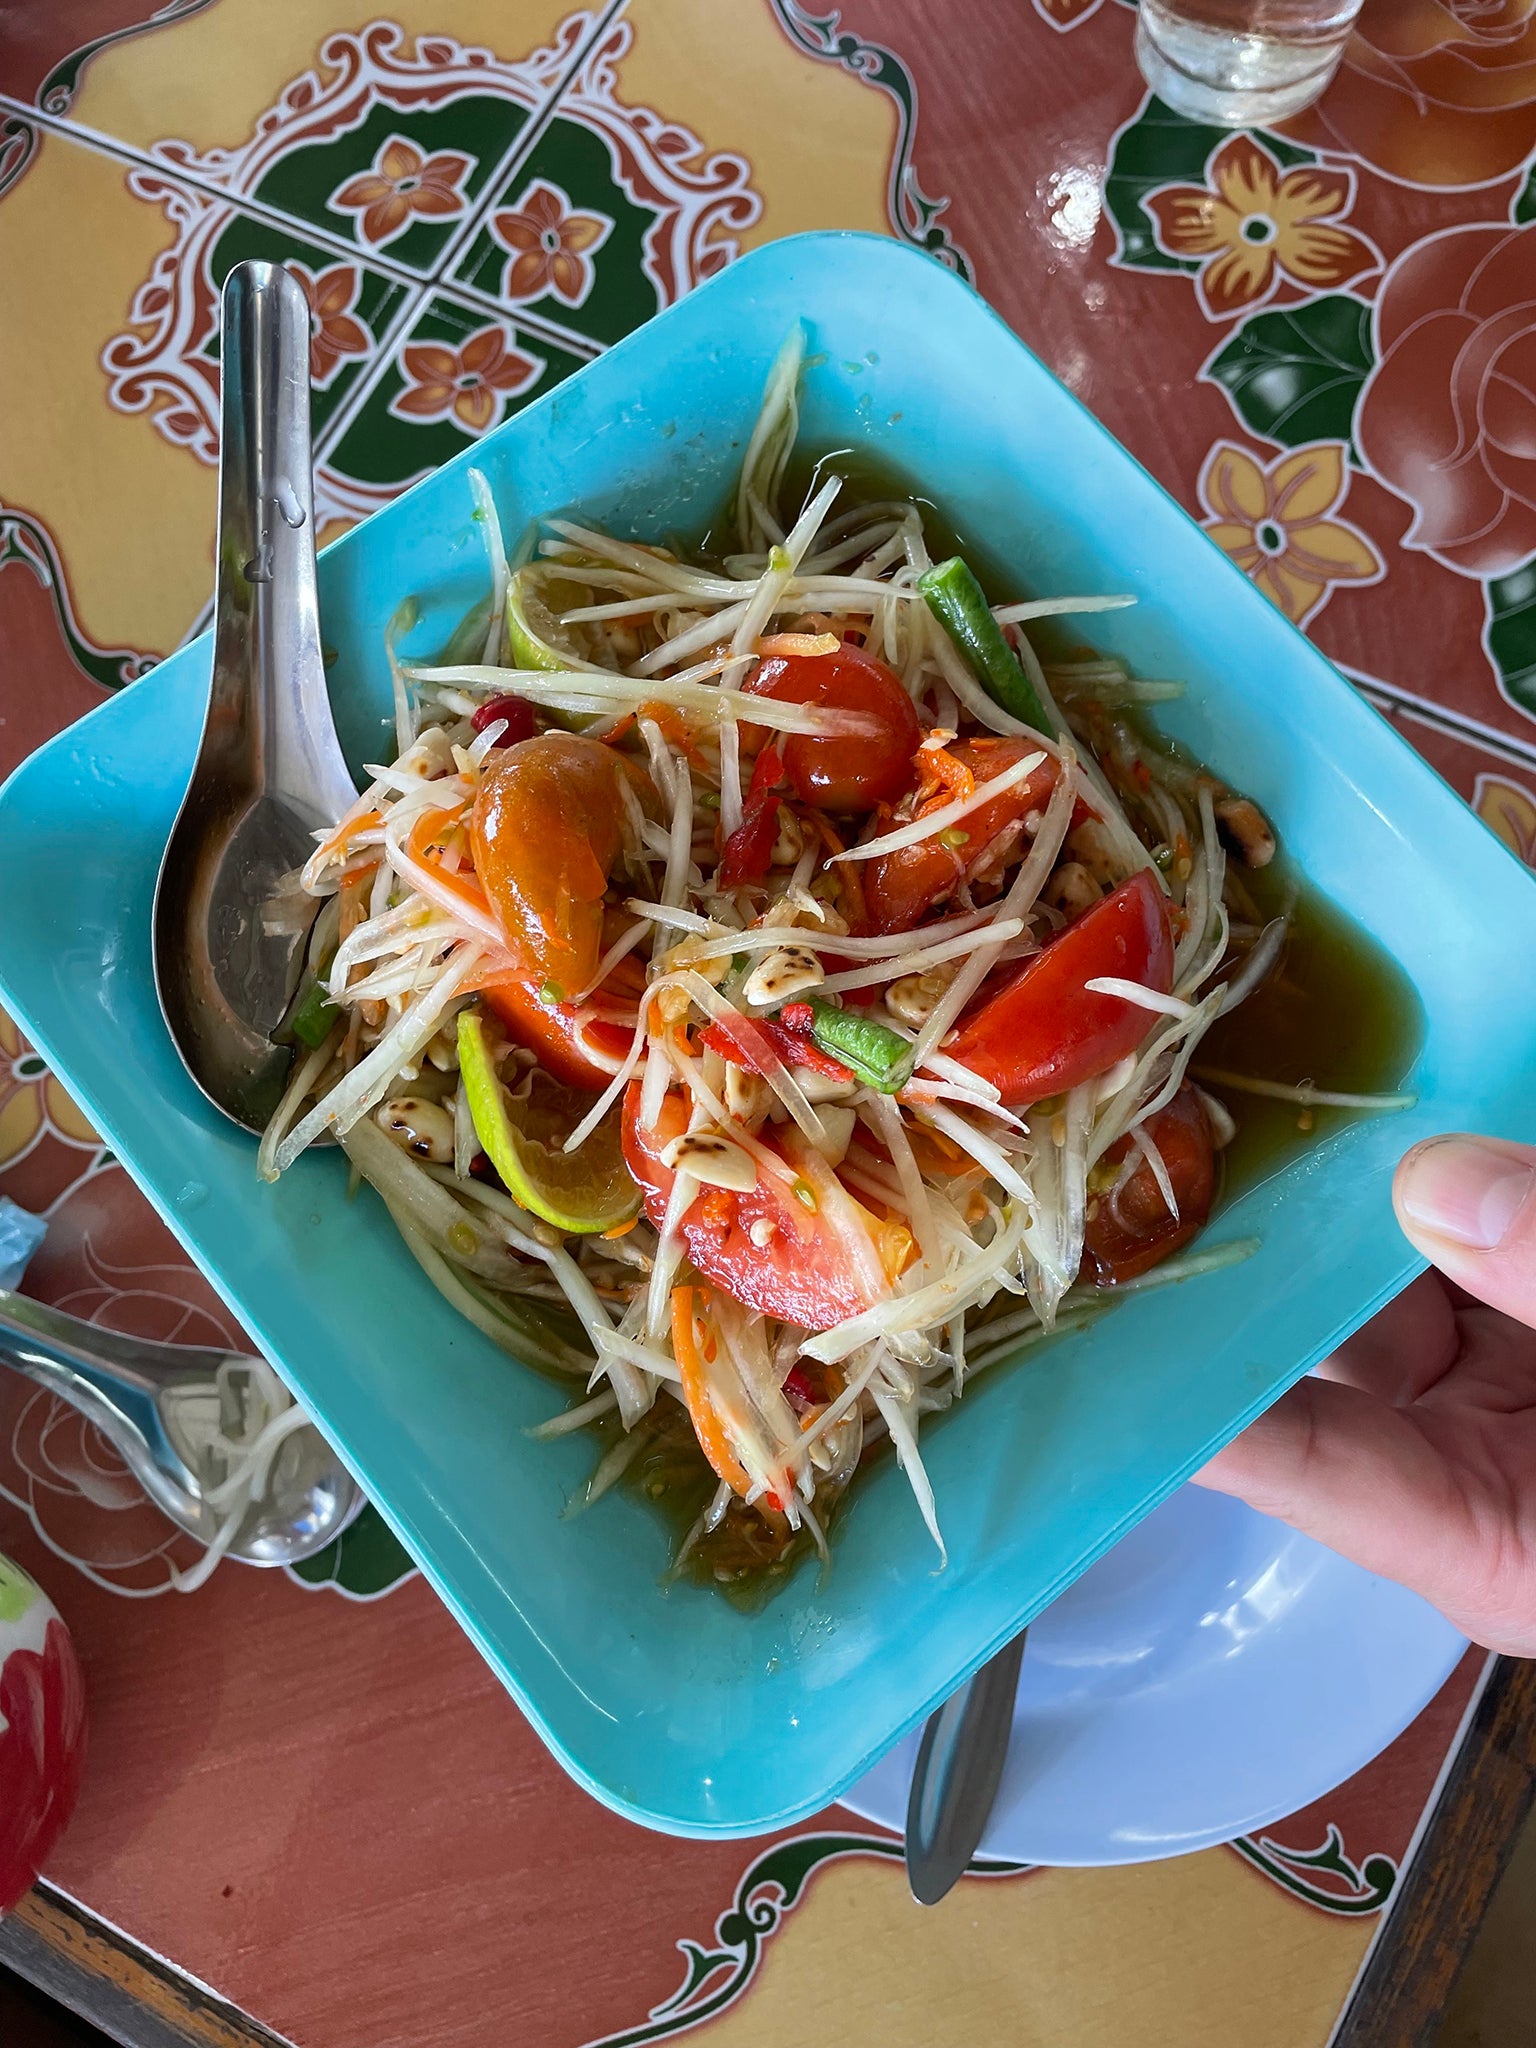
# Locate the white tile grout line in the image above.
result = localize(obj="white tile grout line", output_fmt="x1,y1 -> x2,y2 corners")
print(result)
1351,674 -> 1536,773
306,278 -> 430,467
422,0 -> 629,292
306,0 -> 628,472
0,93 -> 605,362
117,3 -> 629,650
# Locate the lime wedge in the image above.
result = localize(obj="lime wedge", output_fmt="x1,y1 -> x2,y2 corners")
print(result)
458,1011 -> 640,1235
506,565 -> 582,673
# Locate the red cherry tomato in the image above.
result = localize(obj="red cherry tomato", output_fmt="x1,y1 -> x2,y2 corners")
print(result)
479,973 -> 636,1093
744,646 -> 920,811
1082,1085 -> 1216,1285
470,695 -> 537,745
862,738 -> 1061,934
947,870 -> 1174,1107
622,1083 -> 891,1330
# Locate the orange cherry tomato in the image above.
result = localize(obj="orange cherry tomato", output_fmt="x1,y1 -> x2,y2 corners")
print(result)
471,733 -> 636,996
1082,1085 -> 1216,1285
947,871 -> 1174,1107
862,738 -> 1061,933
744,646 -> 921,812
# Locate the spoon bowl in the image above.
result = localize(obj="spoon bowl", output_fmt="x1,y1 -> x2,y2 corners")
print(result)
0,1289 -> 361,1567
153,260 -> 357,1134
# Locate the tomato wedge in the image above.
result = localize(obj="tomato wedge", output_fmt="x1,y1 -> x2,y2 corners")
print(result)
478,972 -> 635,1093
947,870 -> 1174,1107
862,738 -> 1061,934
744,645 -> 920,811
1082,1085 -> 1216,1285
622,1084 -> 891,1330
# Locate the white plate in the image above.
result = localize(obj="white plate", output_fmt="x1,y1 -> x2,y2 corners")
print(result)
840,1486 -> 1467,1866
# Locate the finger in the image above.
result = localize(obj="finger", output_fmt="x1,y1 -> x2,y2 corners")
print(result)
1418,1303 -> 1536,1418
1316,1269 -> 1458,1405
1191,1375 -> 1469,1596
1395,1136 -> 1536,1329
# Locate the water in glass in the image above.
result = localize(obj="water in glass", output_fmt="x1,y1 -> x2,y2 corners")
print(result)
1136,0 -> 1365,127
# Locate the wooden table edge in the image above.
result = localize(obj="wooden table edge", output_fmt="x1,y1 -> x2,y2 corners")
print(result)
0,1881 -> 290,2048
1332,1653 -> 1536,2048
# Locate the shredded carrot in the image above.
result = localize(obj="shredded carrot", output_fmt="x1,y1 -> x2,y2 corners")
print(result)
404,806 -> 495,920
904,1122 -> 971,1177
912,739 -> 976,815
637,700 -> 707,767
670,1286 -> 751,1499
315,806 -> 383,863
602,1215 -> 638,1240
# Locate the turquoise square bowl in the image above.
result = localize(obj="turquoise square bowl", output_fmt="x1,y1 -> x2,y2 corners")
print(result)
4,233 -> 1534,1836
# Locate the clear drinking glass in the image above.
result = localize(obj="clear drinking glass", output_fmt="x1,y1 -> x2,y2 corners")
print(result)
1135,0 -> 1366,127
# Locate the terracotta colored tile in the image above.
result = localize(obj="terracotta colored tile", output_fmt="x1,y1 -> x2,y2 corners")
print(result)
0,509 -> 139,779
0,0 -> 192,111
448,110 -> 675,344
79,17 -> 583,282
785,1 -> 1536,767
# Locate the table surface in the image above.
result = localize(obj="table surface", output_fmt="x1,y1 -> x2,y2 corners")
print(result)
2,2 -> 1536,2043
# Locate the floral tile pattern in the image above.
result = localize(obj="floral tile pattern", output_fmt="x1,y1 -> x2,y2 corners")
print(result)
104,175 -> 413,453
138,21 -> 568,273
447,28 -> 762,344
323,293 -> 587,509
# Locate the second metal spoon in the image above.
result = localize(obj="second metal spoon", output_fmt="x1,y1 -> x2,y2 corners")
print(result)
0,1290 -> 361,1565
905,1630 -> 1027,1905
153,259 -> 357,1134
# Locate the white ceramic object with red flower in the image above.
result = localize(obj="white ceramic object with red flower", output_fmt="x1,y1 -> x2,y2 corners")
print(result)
0,1554 -> 86,1913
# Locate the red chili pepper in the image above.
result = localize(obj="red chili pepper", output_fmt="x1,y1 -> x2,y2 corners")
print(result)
719,743 -> 785,888
701,1012 -> 854,1084
782,1362 -> 820,1414
470,695 -> 536,745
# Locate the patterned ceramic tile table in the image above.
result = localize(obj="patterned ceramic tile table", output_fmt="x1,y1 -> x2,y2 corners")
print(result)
1,2 -> 1534,2041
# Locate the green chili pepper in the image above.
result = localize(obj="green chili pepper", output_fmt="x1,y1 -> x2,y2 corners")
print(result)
290,975 -> 340,1049
802,999 -> 911,1094
917,556 -> 1051,734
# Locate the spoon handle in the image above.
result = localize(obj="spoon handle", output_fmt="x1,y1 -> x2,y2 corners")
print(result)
0,1290 -> 228,1534
904,1629 -> 1027,1905
216,261 -> 356,824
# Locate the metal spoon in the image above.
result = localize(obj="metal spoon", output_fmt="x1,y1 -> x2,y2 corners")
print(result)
0,1290 -> 361,1565
153,259 -> 357,1134
904,1629 -> 1027,1905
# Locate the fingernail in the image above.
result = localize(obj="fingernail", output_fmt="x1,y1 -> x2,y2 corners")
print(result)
1398,1138 -> 1534,1250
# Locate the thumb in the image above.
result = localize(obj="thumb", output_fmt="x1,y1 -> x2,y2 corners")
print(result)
1394,1135 -> 1536,1327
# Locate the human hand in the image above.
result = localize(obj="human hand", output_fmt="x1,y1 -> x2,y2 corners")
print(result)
1193,1134 -> 1536,1654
